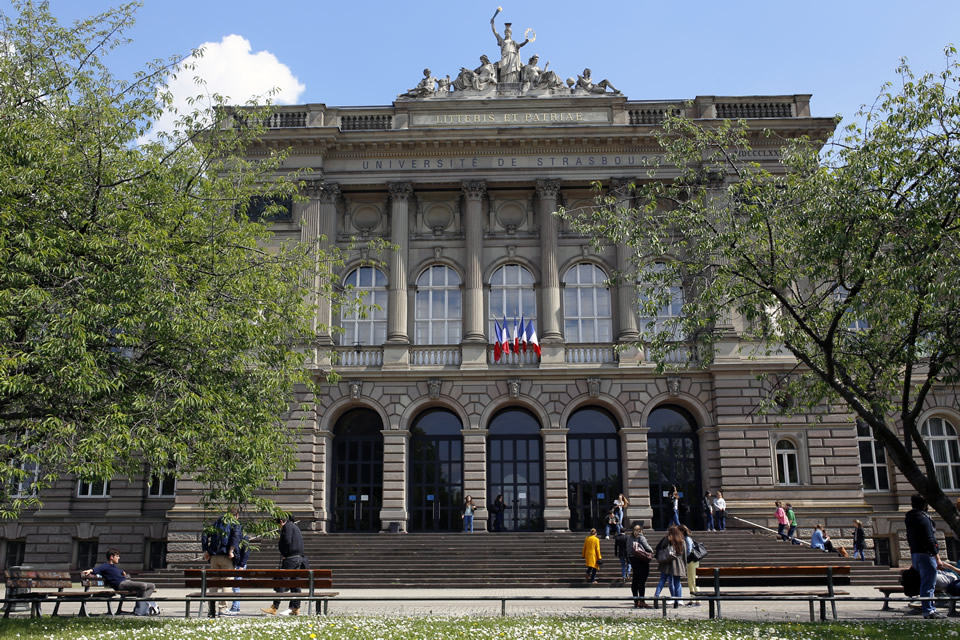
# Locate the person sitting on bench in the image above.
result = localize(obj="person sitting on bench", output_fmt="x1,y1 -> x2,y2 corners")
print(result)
81,548 -> 156,600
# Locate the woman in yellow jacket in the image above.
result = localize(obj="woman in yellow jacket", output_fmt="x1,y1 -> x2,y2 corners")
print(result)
582,528 -> 602,583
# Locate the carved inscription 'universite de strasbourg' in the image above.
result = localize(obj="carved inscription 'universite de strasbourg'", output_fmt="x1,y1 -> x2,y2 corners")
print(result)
351,154 -> 654,172
433,112 -> 586,124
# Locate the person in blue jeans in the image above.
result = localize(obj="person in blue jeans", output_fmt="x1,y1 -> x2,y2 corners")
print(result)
228,533 -> 251,614
462,495 -> 477,532
852,520 -> 866,560
669,487 -> 681,527
905,494 -> 945,618
653,526 -> 686,607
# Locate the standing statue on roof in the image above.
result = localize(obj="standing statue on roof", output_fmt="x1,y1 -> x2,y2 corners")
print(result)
490,7 -> 531,84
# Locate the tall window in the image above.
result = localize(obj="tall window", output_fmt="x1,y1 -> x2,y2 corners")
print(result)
10,460 -> 39,498
340,266 -> 388,346
488,264 -> 536,338
922,417 -> 960,490
637,262 -> 683,338
775,440 -> 800,485
148,472 -> 177,498
857,420 -> 889,491
75,539 -> 99,570
834,285 -> 870,331
415,266 -> 462,345
563,264 -> 612,343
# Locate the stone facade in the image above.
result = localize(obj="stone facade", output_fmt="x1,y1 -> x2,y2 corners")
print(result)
5,86 -> 958,573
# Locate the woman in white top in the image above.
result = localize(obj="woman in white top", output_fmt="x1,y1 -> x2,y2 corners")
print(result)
713,491 -> 727,531
615,493 -> 629,527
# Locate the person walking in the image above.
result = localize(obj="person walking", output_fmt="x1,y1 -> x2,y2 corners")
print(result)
852,520 -> 867,561
681,524 -> 701,604
775,501 -> 789,541
614,529 -> 631,582
906,494 -> 945,619
669,486 -> 681,527
702,491 -> 715,531
201,507 -> 241,617
582,528 -> 602,584
628,523 -> 654,608
713,491 -> 727,531
653,525 -> 687,607
261,515 -> 308,616
462,495 -> 479,533
786,503 -> 800,544
491,494 -> 505,532
615,493 -> 629,528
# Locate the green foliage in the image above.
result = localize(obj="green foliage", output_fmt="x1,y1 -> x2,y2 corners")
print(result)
561,47 -> 960,534
0,1 -> 353,520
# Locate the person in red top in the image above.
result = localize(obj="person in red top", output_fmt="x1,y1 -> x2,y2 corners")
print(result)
774,501 -> 790,541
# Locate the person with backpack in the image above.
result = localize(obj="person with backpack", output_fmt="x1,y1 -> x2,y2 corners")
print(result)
201,506 -> 241,617
227,532 -> 251,615
628,522 -> 654,608
613,529 -> 631,582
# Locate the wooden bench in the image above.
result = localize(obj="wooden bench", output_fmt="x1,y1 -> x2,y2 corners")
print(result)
184,568 -> 337,618
2,569 -> 128,617
875,584 -> 958,614
695,565 -> 851,620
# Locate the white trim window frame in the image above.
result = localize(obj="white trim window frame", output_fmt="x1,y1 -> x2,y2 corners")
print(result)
922,417 -> 960,491
775,439 -> 801,486
77,479 -> 111,498
414,265 -> 462,345
488,264 -> 537,338
856,420 -> 890,492
339,266 -> 388,346
148,473 -> 177,498
562,263 -> 612,343
637,261 -> 684,340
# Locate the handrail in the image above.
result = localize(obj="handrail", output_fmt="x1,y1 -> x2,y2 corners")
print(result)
730,515 -> 810,547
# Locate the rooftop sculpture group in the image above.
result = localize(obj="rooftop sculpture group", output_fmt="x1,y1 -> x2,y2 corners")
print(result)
399,7 -> 621,100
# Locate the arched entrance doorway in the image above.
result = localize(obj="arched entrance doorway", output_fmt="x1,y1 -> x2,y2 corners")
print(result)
487,408 -> 544,531
567,407 -> 622,531
331,408 -> 383,532
408,408 -> 463,532
647,405 -> 702,531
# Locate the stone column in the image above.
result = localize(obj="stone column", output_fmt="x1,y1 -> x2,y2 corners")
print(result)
380,428 -> 410,532
542,429 -> 571,531
315,183 -> 341,347
611,179 -> 639,343
461,180 -> 486,343
462,429 -> 488,531
313,429 -> 332,532
536,179 -> 562,342
387,182 -> 412,344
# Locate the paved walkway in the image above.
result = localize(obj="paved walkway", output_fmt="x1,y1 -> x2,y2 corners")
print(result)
2,584 -> 957,622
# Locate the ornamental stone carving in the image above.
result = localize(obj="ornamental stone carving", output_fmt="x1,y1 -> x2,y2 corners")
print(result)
318,183 -> 341,205
350,382 -> 362,400
462,180 -> 487,201
428,378 -> 441,400
535,178 -> 562,199
667,376 -> 681,396
508,379 -> 521,399
388,182 -> 414,201
587,378 -> 601,398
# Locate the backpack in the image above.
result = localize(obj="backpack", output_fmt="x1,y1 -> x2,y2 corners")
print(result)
900,567 -> 921,597
133,601 -> 160,616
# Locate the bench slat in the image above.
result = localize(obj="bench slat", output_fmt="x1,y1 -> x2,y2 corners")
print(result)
184,579 -> 332,590
184,569 -> 330,579
695,565 -> 850,577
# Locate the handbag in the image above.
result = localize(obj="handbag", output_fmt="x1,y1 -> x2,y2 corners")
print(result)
655,545 -> 674,564
631,540 -> 653,561
687,539 -> 708,563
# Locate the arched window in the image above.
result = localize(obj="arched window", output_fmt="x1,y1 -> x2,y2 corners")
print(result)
567,407 -> 621,530
646,405 -> 701,530
563,264 -> 612,343
922,417 -> 960,490
637,261 -> 683,339
415,266 -> 461,345
775,440 -> 800,485
857,420 -> 889,492
340,266 -> 387,345
489,264 -> 536,338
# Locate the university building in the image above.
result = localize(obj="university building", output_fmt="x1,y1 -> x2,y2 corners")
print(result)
4,22 -> 959,573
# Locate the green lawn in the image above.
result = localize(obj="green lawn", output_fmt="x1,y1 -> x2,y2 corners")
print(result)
0,616 -> 950,639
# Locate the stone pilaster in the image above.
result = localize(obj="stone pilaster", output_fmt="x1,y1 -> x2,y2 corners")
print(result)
380,429 -> 410,532
387,182 -> 412,344
312,429 -> 332,532
462,429 -> 488,531
611,178 -> 640,344
542,429 -> 571,531
461,181 -> 487,369
621,425 -> 654,527
315,182 -> 341,347
536,179 -> 562,342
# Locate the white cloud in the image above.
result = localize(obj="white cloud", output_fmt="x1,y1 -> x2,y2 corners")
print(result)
145,34 -> 305,141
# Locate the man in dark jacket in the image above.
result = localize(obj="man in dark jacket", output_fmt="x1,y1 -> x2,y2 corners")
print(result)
905,494 -> 945,619
201,507 -> 241,617
261,515 -> 309,616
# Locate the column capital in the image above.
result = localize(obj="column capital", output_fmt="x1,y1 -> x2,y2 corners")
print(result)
535,178 -> 562,199
461,180 -> 487,200
302,179 -> 325,197
609,177 -> 637,194
318,182 -> 341,204
388,181 -> 413,200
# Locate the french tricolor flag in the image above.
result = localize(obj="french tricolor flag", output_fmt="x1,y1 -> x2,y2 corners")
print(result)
525,319 -> 541,357
493,319 -> 503,361
500,316 -> 512,355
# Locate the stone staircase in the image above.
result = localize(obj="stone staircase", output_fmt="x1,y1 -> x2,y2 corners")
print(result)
143,529 -> 900,589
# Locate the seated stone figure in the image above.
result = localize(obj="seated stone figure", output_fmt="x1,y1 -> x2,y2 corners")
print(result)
401,69 -> 437,98
521,54 -> 563,90
454,55 -> 498,92
575,68 -> 620,95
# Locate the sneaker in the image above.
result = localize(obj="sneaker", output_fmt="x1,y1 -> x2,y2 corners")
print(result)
924,611 -> 947,619
278,609 -> 293,616
220,609 -> 237,616
229,608 -> 241,613
260,606 -> 278,615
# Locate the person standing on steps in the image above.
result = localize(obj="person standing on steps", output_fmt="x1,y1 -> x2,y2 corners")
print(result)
614,529 -> 631,582
462,495 -> 479,533
702,491 -> 715,531
491,494 -> 505,532
775,501 -> 789,541
261,515 -> 308,616
852,519 -> 867,561
785,503 -> 800,544
629,523 -> 654,608
713,491 -> 727,531
615,493 -> 629,529
582,528 -> 602,584
669,486 -> 681,527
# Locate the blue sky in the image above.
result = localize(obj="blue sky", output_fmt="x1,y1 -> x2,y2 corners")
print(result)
7,1 -> 960,129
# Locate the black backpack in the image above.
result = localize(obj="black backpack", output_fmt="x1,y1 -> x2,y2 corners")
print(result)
900,567 -> 921,597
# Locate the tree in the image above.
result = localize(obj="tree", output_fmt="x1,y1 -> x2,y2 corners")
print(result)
561,48 -> 960,537
0,1 -> 355,522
